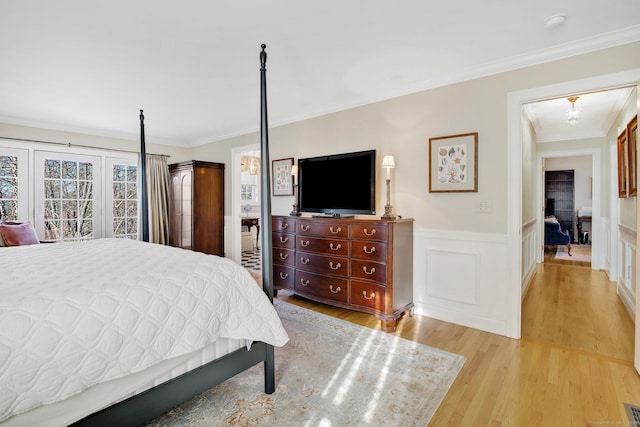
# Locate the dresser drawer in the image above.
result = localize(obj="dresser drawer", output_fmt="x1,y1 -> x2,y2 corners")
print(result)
350,224 -> 388,241
296,236 -> 349,256
295,270 -> 348,303
296,251 -> 348,276
350,260 -> 387,283
350,241 -> 387,261
272,217 -> 296,233
273,247 -> 295,267
272,232 -> 295,249
297,220 -> 348,238
350,280 -> 386,312
273,265 -> 295,289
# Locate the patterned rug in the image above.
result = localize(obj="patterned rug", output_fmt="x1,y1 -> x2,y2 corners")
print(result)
147,300 -> 465,426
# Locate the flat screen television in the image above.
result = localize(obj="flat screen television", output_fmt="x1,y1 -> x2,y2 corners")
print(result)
297,149 -> 376,217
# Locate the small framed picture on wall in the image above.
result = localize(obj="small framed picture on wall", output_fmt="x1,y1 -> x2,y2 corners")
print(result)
272,157 -> 294,196
428,132 -> 478,193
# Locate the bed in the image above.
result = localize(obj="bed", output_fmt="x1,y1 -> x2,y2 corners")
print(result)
0,45 -> 283,426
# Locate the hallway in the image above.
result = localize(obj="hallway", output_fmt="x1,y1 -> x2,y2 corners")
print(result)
522,262 -> 634,362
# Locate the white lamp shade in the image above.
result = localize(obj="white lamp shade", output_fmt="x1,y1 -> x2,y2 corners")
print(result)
382,155 -> 395,169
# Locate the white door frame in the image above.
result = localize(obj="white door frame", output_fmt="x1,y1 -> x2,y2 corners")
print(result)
507,68 -> 640,339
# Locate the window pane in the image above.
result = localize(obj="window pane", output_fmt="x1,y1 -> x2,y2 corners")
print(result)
113,218 -> 125,235
113,182 -> 125,199
126,182 -> 137,199
62,200 -> 78,219
44,221 -> 61,240
126,200 -> 137,217
44,201 -> 60,219
113,199 -> 125,217
0,156 -> 17,177
80,220 -> 93,238
126,218 -> 137,234
81,201 -> 93,219
79,162 -> 93,180
44,180 -> 60,199
44,160 -> 60,178
62,161 -> 77,179
0,178 -> 17,198
113,165 -> 126,181
62,220 -> 78,239
126,166 -> 137,182
0,200 -> 17,221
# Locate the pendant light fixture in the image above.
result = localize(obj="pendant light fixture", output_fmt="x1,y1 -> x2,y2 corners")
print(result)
567,96 -> 580,125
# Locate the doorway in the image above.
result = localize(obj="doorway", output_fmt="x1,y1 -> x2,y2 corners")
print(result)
506,68 -> 640,340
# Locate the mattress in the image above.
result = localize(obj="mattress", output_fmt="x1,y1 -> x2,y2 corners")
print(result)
0,238 -> 289,424
2,337 -> 246,427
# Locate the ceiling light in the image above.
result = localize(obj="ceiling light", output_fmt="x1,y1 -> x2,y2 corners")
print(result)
544,14 -> 566,29
567,96 -> 580,125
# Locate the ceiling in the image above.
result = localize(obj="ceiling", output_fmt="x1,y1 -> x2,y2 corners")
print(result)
1,1 -> 639,147
524,87 -> 634,143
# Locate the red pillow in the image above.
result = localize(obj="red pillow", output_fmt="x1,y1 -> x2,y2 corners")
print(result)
0,222 -> 40,246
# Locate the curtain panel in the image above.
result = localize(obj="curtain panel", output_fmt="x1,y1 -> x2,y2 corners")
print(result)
145,154 -> 170,245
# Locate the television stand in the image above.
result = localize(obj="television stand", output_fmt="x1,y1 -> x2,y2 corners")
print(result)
271,215 -> 414,332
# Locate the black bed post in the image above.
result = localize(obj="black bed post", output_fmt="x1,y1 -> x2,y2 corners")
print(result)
259,44 -> 276,395
139,110 -> 150,242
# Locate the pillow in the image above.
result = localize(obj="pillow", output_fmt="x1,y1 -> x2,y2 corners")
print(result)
0,222 -> 40,246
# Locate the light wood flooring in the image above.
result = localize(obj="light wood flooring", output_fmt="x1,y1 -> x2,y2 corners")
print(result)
274,262 -> 640,426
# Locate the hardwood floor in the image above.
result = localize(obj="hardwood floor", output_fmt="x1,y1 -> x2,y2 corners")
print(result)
275,262 -> 640,426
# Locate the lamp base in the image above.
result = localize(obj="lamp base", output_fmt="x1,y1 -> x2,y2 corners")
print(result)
381,204 -> 397,220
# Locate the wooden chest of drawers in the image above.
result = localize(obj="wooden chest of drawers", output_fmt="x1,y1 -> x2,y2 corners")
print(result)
272,215 -> 414,332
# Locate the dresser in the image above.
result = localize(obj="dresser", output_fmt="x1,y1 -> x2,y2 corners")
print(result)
272,215 -> 414,331
169,161 -> 224,256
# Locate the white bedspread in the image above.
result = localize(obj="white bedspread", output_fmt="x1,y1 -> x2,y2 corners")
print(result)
0,238 -> 289,422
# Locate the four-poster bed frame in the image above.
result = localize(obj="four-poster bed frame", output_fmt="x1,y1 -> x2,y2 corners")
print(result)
71,44 -> 276,426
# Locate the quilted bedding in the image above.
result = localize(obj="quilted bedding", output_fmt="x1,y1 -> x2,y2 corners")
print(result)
0,238 -> 289,422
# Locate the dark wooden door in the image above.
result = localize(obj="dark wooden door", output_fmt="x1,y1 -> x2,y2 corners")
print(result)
545,170 -> 575,242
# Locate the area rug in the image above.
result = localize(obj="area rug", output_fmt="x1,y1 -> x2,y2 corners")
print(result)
147,300 -> 465,427
555,244 -> 592,262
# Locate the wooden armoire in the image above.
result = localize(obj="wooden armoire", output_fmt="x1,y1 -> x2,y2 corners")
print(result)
169,161 -> 224,256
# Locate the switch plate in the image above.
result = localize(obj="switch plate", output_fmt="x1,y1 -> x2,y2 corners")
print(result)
479,200 -> 491,213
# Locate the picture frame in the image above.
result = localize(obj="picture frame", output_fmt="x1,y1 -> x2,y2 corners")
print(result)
272,157 -> 294,196
627,115 -> 638,197
617,128 -> 628,198
429,132 -> 478,193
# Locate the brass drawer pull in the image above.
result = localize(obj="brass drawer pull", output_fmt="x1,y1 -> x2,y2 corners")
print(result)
329,262 -> 342,270
329,243 -> 342,251
279,272 -> 289,279
363,228 -> 376,236
363,291 -> 375,300
279,253 -> 288,260
301,257 -> 310,264
301,240 -> 310,247
363,266 -> 376,275
300,278 -> 309,287
363,246 -> 376,254
280,236 -> 289,244
329,285 -> 341,293
282,223 -> 289,229
301,224 -> 310,231
329,226 -> 341,234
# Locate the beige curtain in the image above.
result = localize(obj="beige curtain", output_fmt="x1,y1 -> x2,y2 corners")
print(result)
146,154 -> 170,244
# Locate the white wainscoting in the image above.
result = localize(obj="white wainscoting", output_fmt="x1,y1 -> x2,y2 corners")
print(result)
618,224 -> 637,320
413,228 -> 511,337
